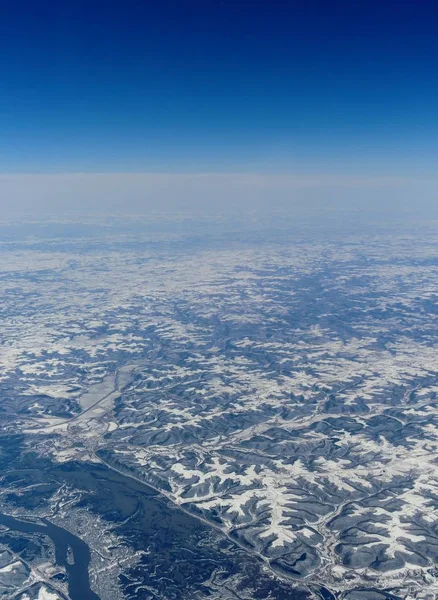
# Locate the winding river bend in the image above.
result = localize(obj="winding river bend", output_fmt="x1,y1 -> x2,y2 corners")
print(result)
0,512 -> 99,600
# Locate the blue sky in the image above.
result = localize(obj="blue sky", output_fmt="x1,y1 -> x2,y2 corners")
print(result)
1,0 -> 438,174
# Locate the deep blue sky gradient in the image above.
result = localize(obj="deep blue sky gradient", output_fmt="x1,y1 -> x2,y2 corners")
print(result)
1,0 -> 438,173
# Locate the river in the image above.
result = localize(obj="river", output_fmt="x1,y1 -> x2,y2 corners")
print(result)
0,512 -> 99,600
